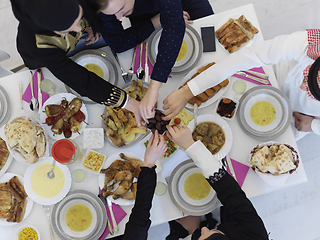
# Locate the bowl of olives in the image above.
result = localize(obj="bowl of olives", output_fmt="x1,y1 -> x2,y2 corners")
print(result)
146,109 -> 170,134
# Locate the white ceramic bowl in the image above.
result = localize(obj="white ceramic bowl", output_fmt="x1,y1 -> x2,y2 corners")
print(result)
15,225 -> 40,240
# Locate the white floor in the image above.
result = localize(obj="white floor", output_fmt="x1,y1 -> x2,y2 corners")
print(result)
1,0 -> 320,239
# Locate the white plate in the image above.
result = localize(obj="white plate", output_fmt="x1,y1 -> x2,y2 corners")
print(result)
181,63 -> 229,109
80,149 -> 106,175
1,114 -> 50,165
187,114 -> 233,160
214,96 -> 239,121
15,225 -> 41,240
39,93 -> 88,140
139,133 -> 179,164
98,152 -> 143,206
59,198 -> 98,238
24,157 -> 72,205
0,173 -> 34,226
216,14 -> 258,52
147,24 -> 203,75
168,160 -> 218,216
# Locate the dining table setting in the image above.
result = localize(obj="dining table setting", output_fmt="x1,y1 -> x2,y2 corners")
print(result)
0,3 -> 308,240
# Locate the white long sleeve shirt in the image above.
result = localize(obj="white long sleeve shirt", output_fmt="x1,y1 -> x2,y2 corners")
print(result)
187,31 -> 320,135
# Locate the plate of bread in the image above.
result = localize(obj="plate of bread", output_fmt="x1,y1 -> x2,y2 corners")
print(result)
181,62 -> 229,109
0,173 -> 33,225
215,14 -> 259,53
2,114 -> 49,165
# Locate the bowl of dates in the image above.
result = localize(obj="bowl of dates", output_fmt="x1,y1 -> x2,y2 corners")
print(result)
146,109 -> 170,134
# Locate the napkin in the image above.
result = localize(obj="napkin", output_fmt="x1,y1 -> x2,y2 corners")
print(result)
134,43 -> 154,76
226,158 -> 250,187
232,67 -> 271,86
99,188 -> 127,239
22,69 -> 49,105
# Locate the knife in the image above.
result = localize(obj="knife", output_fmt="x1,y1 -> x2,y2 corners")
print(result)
107,197 -> 119,232
225,154 -> 238,182
243,70 -> 269,79
97,194 -> 114,235
236,71 -> 269,85
37,69 -> 42,114
144,42 -> 149,83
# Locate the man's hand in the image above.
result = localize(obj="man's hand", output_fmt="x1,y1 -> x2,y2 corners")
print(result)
144,130 -> 167,168
162,85 -> 194,121
139,80 -> 161,123
81,28 -> 101,45
183,11 -> 193,24
293,112 -> 314,132
124,97 -> 146,129
166,125 -> 194,150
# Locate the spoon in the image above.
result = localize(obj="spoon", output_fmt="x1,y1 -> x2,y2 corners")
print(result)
193,103 -> 198,128
47,159 -> 55,179
29,71 -> 38,111
136,42 -> 145,79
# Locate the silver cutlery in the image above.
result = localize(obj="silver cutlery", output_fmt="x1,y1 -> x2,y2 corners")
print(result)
144,42 -> 149,83
127,46 -> 136,82
225,154 -> 237,182
37,69 -> 42,114
97,194 -> 114,235
136,43 -> 145,79
193,103 -> 198,128
29,71 -> 38,111
47,159 -> 55,179
243,70 -> 269,79
235,71 -> 269,85
19,81 -> 23,111
111,50 -> 130,83
107,197 -> 119,232
43,205 -> 55,240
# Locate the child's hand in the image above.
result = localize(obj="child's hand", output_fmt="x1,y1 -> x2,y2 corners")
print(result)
166,125 -> 195,150
144,130 -> 167,168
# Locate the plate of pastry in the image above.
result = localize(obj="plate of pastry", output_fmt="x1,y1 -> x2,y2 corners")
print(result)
216,14 -> 259,53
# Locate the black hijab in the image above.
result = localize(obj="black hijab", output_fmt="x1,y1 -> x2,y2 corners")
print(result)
308,57 -> 320,101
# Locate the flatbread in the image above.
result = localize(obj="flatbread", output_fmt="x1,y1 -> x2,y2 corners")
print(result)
250,145 -> 271,173
35,132 -> 46,158
14,145 -> 38,164
265,152 -> 296,175
0,137 -> 9,171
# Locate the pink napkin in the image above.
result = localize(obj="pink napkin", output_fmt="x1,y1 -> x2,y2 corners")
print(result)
134,43 -> 154,76
99,188 -> 127,239
226,158 -> 250,187
22,69 -> 49,105
232,67 -> 271,86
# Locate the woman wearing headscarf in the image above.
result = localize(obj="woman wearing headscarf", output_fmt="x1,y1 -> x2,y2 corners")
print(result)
10,0 -> 142,122
163,30 -> 320,140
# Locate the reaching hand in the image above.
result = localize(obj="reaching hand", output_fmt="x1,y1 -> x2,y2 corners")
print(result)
124,97 -> 146,129
81,28 -> 101,45
144,130 -> 167,168
293,112 -> 314,132
139,80 -> 161,123
183,11 -> 193,24
166,125 -> 194,150
162,85 -> 194,121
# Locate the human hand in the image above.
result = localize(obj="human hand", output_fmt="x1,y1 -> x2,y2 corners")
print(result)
124,97 -> 146,129
144,130 -> 167,168
183,11 -> 193,24
293,112 -> 314,132
162,85 -> 194,121
139,80 -> 161,123
166,125 -> 194,150
175,216 -> 200,235
81,28 -> 101,45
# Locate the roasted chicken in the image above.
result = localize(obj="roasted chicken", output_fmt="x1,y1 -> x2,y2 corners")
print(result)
119,153 -> 143,178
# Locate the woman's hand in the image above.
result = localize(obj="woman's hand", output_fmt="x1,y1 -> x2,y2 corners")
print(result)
124,97 -> 146,129
144,130 -> 167,168
139,80 -> 161,122
183,11 -> 193,24
162,85 -> 194,121
293,112 -> 314,132
166,125 -> 194,150
81,28 -> 101,45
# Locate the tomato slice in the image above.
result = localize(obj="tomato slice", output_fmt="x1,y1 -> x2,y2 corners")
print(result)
174,118 -> 181,125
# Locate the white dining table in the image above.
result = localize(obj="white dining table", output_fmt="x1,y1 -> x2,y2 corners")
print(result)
0,3 -> 308,240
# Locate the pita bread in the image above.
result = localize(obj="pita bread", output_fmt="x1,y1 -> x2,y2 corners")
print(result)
15,119 -> 37,153
35,132 -> 46,158
14,145 -> 38,164
265,152 -> 296,175
277,145 -> 294,163
250,146 -> 271,173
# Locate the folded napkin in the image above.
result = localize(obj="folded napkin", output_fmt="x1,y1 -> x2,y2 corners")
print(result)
226,158 -> 250,187
232,67 -> 271,86
22,69 -> 49,105
134,43 -> 154,76
99,188 -> 127,239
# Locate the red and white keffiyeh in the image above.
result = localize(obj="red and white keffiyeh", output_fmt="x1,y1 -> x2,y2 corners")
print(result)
303,29 -> 320,100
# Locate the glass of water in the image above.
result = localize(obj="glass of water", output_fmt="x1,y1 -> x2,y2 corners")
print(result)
40,79 -> 55,96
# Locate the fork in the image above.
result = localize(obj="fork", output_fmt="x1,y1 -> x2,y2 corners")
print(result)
111,50 -> 131,83
126,46 -> 136,82
43,205 -> 55,240
236,71 -> 269,85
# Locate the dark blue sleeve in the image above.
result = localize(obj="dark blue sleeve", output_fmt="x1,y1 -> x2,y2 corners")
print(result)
99,13 -> 155,53
151,0 -> 185,83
